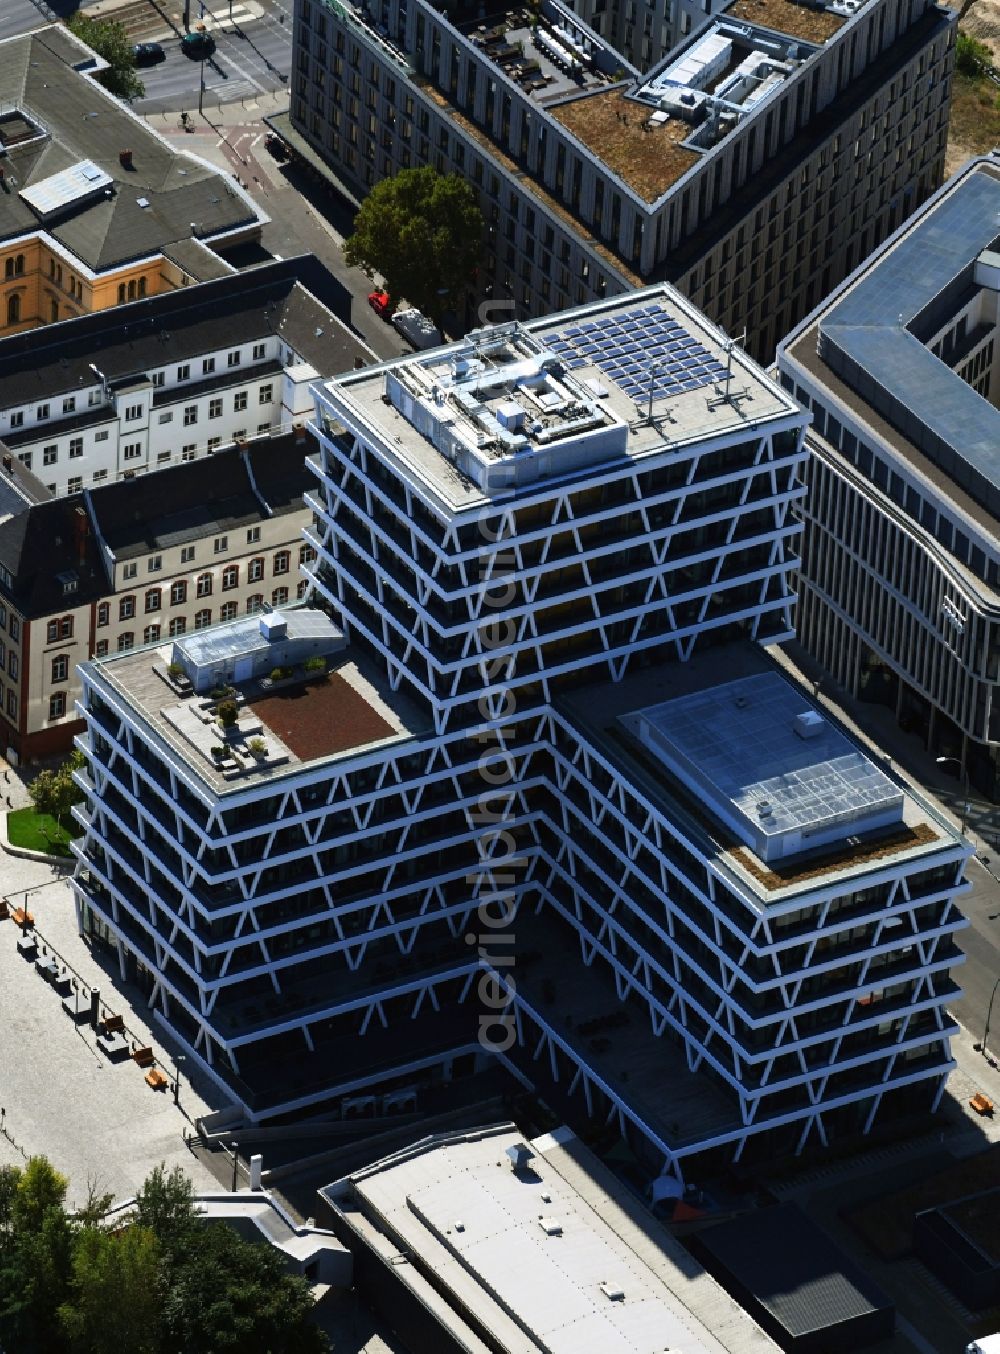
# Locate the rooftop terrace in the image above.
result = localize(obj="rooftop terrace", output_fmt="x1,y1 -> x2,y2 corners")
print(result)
91,613 -> 427,794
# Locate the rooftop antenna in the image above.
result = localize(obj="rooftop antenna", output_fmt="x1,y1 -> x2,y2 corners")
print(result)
707,327 -> 752,411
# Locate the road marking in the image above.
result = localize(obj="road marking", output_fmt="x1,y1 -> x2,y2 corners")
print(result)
251,133 -> 263,147
216,136 -> 225,146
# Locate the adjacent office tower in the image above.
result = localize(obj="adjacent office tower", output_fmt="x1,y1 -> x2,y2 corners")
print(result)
286,0 -> 954,358
71,288 -> 968,1183
778,154 -> 1000,800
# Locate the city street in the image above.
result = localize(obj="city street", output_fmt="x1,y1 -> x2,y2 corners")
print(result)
149,103 -> 413,358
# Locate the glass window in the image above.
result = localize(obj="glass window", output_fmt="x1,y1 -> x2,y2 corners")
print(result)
220,600 -> 239,622
194,608 -> 212,630
148,555 -> 162,573
248,556 -> 264,582
181,545 -> 196,564
222,564 -> 239,590
271,586 -> 289,606
120,596 -> 135,620
145,588 -> 161,613
51,654 -> 68,683
118,632 -> 134,652
196,573 -> 212,597
49,693 -> 66,720
169,616 -> 186,637
273,550 -> 290,576
214,536 -> 228,555
170,580 -> 187,605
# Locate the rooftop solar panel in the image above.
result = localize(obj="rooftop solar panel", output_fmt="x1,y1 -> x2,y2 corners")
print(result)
551,303 -> 728,405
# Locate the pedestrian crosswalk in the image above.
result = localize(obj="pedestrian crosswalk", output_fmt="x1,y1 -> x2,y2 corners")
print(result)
197,3 -> 262,32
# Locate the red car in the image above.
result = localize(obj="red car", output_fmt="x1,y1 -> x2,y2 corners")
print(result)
368,289 -> 392,319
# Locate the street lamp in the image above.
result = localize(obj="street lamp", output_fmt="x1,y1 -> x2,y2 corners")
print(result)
982,976 -> 1000,1060
936,755 -> 971,835
230,1142 -> 240,1192
173,1054 -> 187,1107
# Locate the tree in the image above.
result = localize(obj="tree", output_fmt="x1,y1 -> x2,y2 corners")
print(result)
956,30 -> 992,78
28,750 -> 85,826
344,166 -> 483,326
58,1225 -> 162,1354
162,1222 -> 328,1354
133,1164 -> 197,1258
0,1161 -> 75,1354
66,16 -> 145,102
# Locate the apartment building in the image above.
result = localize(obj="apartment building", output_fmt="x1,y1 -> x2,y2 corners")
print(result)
285,0 -> 954,359
70,287 -> 969,1180
777,154 -> 1000,800
0,258 -> 370,497
0,26 -> 267,338
0,429 -> 320,763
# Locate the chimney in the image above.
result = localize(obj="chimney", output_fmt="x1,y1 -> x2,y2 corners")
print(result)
294,423 -> 306,443
73,505 -> 88,565
119,148 -> 133,170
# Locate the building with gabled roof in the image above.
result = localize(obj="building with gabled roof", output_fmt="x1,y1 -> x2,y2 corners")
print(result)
0,24 -> 266,338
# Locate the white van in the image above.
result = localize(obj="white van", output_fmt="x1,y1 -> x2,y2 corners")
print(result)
392,308 -> 443,350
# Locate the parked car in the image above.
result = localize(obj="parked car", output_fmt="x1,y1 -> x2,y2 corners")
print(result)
133,41 -> 166,65
181,29 -> 216,56
392,308 -> 443,350
368,289 -> 392,319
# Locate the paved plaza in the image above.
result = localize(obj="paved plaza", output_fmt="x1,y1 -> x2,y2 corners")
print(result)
0,845 -> 225,1207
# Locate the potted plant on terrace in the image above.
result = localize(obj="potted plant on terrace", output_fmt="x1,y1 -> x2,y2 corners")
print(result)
216,699 -> 240,737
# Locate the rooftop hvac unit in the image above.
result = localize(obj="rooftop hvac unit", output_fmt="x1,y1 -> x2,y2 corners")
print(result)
259,611 -> 287,642
794,710 -> 824,740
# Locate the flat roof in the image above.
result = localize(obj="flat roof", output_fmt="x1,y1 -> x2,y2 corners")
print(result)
0,26 -> 263,275
323,285 -> 799,516
326,1124 -> 779,1354
783,157 -> 1000,520
690,1203 -> 894,1343
551,91 -> 698,202
627,671 -> 903,862
555,642 -> 957,901
90,619 -> 428,794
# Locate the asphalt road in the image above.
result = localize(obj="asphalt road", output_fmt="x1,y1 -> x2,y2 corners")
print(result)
0,0 -> 78,41
133,0 -> 295,113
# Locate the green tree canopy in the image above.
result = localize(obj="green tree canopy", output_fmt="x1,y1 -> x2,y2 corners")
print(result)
956,30 -> 992,78
28,749 -> 86,824
59,1225 -> 163,1354
344,165 -> 483,326
133,1164 -> 197,1258
67,16 -> 145,103
162,1222 -> 328,1354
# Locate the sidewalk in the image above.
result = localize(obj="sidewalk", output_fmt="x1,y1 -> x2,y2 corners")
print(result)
145,88 -> 289,126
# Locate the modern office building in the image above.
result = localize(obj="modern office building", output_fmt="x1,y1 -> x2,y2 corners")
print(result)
71,287 -> 969,1184
284,0 -> 954,358
0,258 -> 369,497
777,153 -> 1000,799
0,26 -> 266,337
0,428 -> 323,763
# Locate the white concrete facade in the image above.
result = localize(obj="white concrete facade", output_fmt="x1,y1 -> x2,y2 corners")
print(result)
69,290 -> 970,1180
